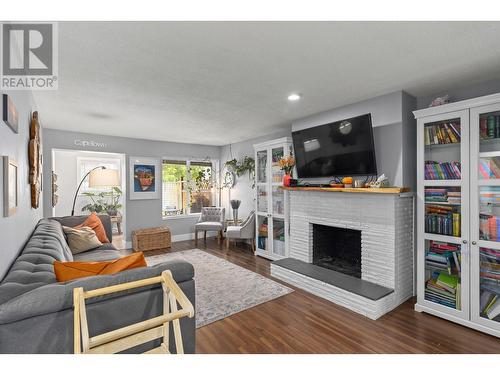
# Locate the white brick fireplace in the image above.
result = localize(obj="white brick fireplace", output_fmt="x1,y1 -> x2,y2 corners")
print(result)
271,189 -> 414,319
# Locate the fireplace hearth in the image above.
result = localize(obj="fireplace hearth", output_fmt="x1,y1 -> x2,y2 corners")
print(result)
312,224 -> 361,278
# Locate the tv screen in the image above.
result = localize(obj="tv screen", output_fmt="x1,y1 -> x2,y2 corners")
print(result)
292,113 -> 377,178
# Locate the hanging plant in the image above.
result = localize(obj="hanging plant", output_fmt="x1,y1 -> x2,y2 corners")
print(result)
224,156 -> 255,177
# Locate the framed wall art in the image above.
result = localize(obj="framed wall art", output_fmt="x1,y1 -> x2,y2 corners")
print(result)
129,156 -> 160,200
3,156 -> 19,217
2,94 -> 19,134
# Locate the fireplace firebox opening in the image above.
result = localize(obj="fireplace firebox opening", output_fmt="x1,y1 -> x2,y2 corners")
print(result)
312,224 -> 361,278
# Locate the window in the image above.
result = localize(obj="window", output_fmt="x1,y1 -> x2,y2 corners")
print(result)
77,157 -> 121,194
162,159 -> 215,217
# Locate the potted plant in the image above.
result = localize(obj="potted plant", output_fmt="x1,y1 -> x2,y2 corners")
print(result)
81,187 -> 123,216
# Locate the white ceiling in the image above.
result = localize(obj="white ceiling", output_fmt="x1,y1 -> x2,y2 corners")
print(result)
33,21 -> 500,146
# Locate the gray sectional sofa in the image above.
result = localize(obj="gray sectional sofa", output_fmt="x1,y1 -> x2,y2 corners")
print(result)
0,215 -> 195,354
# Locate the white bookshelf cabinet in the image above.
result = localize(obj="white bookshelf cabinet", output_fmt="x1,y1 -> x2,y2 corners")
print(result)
414,93 -> 500,338
253,137 -> 293,260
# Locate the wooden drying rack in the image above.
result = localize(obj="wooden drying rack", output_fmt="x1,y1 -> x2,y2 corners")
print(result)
73,270 -> 194,354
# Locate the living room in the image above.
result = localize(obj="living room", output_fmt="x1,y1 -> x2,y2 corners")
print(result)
1,1 -> 500,372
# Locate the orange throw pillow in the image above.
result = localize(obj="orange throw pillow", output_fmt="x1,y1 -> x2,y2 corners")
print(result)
74,212 -> 109,243
54,252 -> 147,282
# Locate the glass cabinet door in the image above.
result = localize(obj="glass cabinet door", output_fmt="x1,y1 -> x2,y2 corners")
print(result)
417,110 -> 469,320
471,104 -> 500,331
271,147 -> 285,183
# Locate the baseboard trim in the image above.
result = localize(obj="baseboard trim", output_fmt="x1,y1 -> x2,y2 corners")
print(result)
172,232 -> 217,242
125,232 -> 218,248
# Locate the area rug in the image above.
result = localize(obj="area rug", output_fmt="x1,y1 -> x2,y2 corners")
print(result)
146,249 -> 293,328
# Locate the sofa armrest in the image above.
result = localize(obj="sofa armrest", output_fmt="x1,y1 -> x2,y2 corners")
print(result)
0,260 -> 194,325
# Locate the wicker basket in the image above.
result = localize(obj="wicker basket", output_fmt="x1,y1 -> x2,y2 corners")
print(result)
132,227 -> 171,252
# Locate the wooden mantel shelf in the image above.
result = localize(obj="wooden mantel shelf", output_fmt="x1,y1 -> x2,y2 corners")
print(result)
281,186 -> 410,194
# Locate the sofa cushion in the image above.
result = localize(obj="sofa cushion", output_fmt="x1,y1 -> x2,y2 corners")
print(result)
0,219 -> 73,305
73,247 -> 123,262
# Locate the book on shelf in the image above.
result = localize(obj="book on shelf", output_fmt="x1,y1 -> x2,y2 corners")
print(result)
425,121 -> 461,146
479,158 -> 500,179
425,272 -> 459,309
480,115 -> 500,140
425,205 -> 460,236
425,161 -> 461,180
436,273 -> 459,293
479,214 -> 500,241
480,292 -> 500,320
425,188 -> 461,205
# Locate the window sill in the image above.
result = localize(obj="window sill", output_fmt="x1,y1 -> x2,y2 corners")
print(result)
162,213 -> 201,221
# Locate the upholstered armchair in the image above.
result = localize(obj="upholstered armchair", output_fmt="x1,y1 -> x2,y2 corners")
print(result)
226,211 -> 256,252
195,207 -> 226,244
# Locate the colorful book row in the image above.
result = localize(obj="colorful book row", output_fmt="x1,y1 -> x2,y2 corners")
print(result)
479,215 -> 500,242
425,121 -> 461,146
479,158 -> 500,179
425,211 -> 461,237
425,161 -> 461,180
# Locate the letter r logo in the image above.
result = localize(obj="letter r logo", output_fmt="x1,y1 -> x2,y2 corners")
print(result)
2,23 -> 53,75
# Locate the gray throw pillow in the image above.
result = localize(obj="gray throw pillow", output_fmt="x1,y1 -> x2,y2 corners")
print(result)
62,226 -> 102,254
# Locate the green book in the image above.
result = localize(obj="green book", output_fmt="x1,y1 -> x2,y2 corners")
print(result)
487,115 -> 496,138
436,273 -> 458,292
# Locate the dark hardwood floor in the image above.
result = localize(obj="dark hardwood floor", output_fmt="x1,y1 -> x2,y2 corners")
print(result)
117,237 -> 500,354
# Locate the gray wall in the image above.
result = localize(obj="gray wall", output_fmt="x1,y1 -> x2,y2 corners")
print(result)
43,129 -> 220,240
417,78 -> 500,109
0,90 -> 43,280
291,91 -> 417,190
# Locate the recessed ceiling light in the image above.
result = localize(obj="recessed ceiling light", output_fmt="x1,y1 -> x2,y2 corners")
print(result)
287,93 -> 301,102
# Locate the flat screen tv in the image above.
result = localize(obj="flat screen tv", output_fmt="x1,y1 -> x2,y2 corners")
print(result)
292,113 -> 377,178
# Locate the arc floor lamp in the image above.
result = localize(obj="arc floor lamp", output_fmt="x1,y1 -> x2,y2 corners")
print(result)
71,166 -> 120,216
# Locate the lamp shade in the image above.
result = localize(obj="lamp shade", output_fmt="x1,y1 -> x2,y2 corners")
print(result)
89,168 -> 120,188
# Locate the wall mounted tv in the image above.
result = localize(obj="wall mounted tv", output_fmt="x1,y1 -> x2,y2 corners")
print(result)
292,113 -> 377,178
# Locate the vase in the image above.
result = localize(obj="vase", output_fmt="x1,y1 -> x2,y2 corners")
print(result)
283,173 -> 292,187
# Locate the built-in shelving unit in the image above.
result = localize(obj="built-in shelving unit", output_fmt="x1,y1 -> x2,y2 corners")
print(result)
253,137 -> 293,260
415,92 -> 500,338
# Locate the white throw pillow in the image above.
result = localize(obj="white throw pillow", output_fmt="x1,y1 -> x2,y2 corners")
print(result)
62,226 -> 103,254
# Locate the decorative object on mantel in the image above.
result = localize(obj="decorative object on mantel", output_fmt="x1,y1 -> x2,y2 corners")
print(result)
368,173 -> 390,188
52,172 -> 59,207
429,95 -> 450,108
2,156 -> 19,217
278,154 -> 295,187
2,94 -> 19,133
230,199 -> 241,222
29,111 -> 42,209
341,176 -> 353,188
